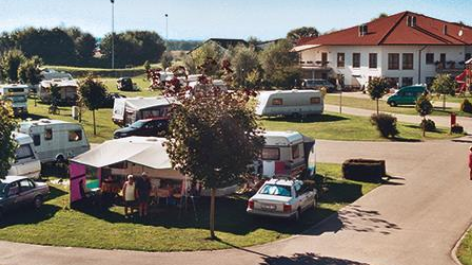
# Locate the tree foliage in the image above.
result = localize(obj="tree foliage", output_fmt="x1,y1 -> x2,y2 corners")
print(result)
0,102 -> 18,179
415,93 -> 434,136
431,74 -> 456,110
230,45 -> 260,87
160,51 -> 174,70
0,49 -> 26,82
185,41 -> 225,75
259,39 -> 300,88
18,56 -> 43,85
78,76 -> 107,135
287,27 -> 319,42
367,77 -> 389,114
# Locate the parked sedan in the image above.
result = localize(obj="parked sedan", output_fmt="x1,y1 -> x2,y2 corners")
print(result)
0,176 -> 50,220
302,79 -> 336,92
247,178 -> 317,221
113,118 -> 169,139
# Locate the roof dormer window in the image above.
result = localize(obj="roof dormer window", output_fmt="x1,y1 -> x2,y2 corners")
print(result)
407,16 -> 417,27
358,24 -> 368,36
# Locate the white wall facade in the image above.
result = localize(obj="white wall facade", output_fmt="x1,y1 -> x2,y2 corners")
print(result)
299,45 -> 470,87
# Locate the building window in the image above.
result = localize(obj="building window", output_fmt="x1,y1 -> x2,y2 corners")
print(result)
387,77 -> 399,88
310,97 -> 321,104
321,52 -> 328,65
440,53 -> 446,65
402,77 -> 414,87
337,53 -> 345,68
69,130 -> 83,142
388,53 -> 400,70
261,148 -> 280,160
353,53 -> 361,68
402,53 -> 414,70
45,129 -> 53,141
426,53 -> 434,65
272,98 -> 283,105
369,53 -> 377,69
466,53 -> 472,61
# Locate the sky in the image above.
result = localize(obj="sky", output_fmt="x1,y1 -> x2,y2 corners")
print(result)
1,0 -> 471,40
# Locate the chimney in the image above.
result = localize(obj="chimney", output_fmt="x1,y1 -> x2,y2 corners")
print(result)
443,25 -> 448,35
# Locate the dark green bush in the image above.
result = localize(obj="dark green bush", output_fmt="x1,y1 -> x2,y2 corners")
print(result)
451,124 -> 464,134
461,99 -> 472,114
342,159 -> 386,183
370,113 -> 399,138
420,119 -> 436,132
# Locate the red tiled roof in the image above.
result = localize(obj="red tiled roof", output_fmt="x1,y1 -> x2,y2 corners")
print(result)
297,11 -> 472,47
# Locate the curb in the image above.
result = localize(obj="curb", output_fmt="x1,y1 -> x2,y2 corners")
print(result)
451,223 -> 472,265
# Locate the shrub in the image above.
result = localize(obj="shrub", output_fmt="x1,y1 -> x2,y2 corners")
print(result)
461,99 -> 472,114
370,113 -> 399,139
342,159 -> 386,183
451,124 -> 465,134
420,119 -> 436,132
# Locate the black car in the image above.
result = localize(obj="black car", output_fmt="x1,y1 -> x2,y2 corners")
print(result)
114,118 -> 169,139
117,77 -> 138,91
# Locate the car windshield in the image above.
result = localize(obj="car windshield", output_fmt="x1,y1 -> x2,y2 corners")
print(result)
131,120 -> 146,128
6,95 -> 27,103
259,184 -> 292,197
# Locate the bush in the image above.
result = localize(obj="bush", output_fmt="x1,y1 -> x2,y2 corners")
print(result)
461,99 -> 472,114
451,124 -> 465,134
420,119 -> 436,132
370,113 -> 399,138
342,159 -> 386,183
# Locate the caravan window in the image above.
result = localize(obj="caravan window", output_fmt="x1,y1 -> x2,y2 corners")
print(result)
68,130 -> 83,142
292,145 -> 300,159
272,98 -> 283,106
310,97 -> 321,104
16,144 -> 35,160
142,109 -> 161,119
261,147 -> 280,160
45,129 -> 53,141
33,134 -> 41,146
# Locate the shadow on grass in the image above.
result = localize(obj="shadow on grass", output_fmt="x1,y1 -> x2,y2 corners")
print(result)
261,252 -> 369,265
263,114 -> 348,123
0,204 -> 61,228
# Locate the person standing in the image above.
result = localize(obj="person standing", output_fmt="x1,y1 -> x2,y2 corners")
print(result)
122,175 -> 137,219
137,173 -> 152,217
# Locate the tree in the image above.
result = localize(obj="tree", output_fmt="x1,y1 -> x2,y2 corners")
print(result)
431,74 -> 456,110
0,49 -> 26,82
78,76 -> 107,135
18,56 -> 43,86
259,39 -> 300,88
372,13 -> 388,21
185,41 -> 224,75
230,45 -> 260,87
0,102 -> 18,179
160,51 -> 174,70
367,77 -> 389,115
165,71 -> 265,239
415,93 -> 433,137
65,27 -> 97,63
287,27 -> 319,42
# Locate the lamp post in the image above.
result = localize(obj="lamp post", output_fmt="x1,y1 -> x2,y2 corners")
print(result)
165,14 -> 169,39
111,0 -> 115,70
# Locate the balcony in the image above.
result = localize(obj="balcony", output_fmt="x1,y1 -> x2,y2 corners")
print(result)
299,60 -> 332,71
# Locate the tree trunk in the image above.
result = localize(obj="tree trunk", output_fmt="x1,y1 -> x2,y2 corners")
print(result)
423,117 -> 426,137
93,110 -> 97,136
443,94 -> 446,111
376,99 -> 379,115
210,188 -> 216,239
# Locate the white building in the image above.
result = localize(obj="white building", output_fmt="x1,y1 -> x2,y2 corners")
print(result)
295,11 -> 472,88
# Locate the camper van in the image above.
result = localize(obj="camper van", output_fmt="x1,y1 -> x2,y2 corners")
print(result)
19,119 -> 90,163
112,97 -> 175,126
0,84 -> 29,115
256,131 -> 316,179
8,133 -> 41,179
256,90 -> 324,118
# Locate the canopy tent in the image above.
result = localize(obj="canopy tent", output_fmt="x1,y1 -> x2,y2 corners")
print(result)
69,137 -> 187,203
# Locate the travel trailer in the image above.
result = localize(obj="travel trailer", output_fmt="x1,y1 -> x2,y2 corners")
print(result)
255,131 -> 316,179
112,97 -> 175,126
38,79 -> 79,104
8,133 -> 41,179
255,90 -> 324,118
0,84 -> 29,115
18,119 -> 90,163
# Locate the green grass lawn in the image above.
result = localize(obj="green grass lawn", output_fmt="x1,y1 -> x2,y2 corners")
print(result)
324,94 -> 472,117
457,230 -> 472,265
97,74 -> 160,98
261,113 -> 460,142
0,163 -> 379,252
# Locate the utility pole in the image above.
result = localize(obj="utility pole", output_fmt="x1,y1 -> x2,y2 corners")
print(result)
165,14 -> 169,39
111,0 -> 115,70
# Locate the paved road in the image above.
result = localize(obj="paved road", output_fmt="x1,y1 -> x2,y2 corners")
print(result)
1,139 -> 472,265
326,104 -> 472,133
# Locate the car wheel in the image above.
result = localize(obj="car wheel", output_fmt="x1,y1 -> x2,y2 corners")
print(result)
33,196 -> 43,209
389,101 -> 397,107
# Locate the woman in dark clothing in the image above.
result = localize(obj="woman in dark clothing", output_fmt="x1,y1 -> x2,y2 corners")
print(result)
137,173 -> 152,217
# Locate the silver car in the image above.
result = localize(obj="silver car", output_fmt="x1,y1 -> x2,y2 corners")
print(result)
0,176 -> 50,220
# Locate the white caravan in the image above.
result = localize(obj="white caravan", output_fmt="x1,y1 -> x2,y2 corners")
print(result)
8,133 -> 41,179
19,119 -> 90,163
112,96 -> 175,126
0,84 -> 30,115
256,89 -> 324,118
38,79 -> 79,104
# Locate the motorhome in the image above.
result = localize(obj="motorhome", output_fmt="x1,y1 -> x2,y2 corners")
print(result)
38,79 -> 79,104
255,131 -> 316,179
112,97 -> 175,126
256,89 -> 324,118
0,84 -> 29,115
19,119 -> 90,163
8,133 -> 41,179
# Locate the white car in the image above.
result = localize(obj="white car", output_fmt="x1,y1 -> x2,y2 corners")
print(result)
246,178 -> 317,221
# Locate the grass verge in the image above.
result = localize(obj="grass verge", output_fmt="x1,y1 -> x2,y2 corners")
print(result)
458,229 -> 472,265
0,163 -> 379,252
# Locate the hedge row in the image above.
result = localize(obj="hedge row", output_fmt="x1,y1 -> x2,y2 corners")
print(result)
45,66 -> 147,78
342,159 -> 386,183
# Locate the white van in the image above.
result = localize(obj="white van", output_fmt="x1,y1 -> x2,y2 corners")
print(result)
256,89 -> 324,118
0,84 -> 30,115
19,119 -> 90,163
8,133 -> 41,179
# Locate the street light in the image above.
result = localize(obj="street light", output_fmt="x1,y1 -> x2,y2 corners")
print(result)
165,14 -> 169,39
111,0 -> 115,70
